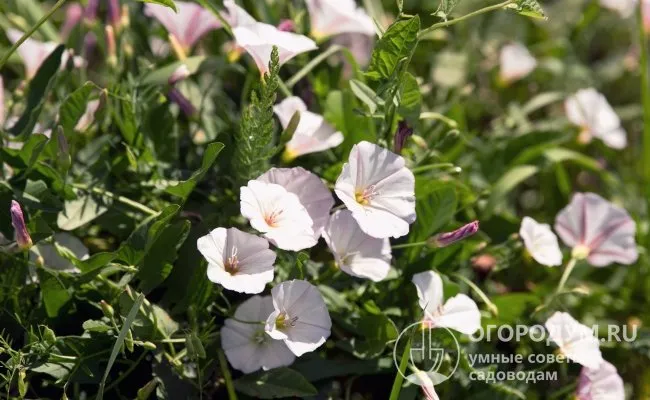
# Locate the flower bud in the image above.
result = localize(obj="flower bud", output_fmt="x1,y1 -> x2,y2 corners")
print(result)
107,0 -> 121,29
394,120 -> 413,154
83,32 -> 98,61
105,26 -> 117,67
10,200 -> 32,250
61,4 -> 83,39
429,220 -> 479,248
84,0 -> 100,24
167,88 -> 196,118
141,341 -> 157,350
100,300 -> 115,318
277,19 -> 295,32
168,64 -> 191,86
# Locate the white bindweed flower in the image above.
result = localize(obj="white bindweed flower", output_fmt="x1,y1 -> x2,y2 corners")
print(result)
565,88 -> 627,149
519,217 -> 563,267
197,227 -> 276,293
411,271 -> 481,335
265,279 -> 332,356
6,29 -> 83,79
257,167 -> 333,239
74,100 -> 101,132
554,193 -> 638,267
221,295 -> 296,373
545,312 -> 603,369
407,370 -> 440,400
30,233 -> 88,273
240,180 -> 316,251
577,360 -> 625,400
335,141 -> 416,239
499,42 -> 537,84
273,96 -> 343,160
144,1 -> 221,51
223,0 -> 257,27
322,210 -> 391,282
304,0 -> 375,40
600,0 -> 637,18
232,21 -> 317,74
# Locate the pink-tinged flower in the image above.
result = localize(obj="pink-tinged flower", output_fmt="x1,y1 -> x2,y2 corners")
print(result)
265,280 -> 332,356
322,210 -> 391,281
197,227 -> 276,294
577,361 -> 625,400
273,96 -> 343,160
10,200 -> 32,250
221,295 -> 295,373
643,0 -> 650,34
330,33 -> 374,74
305,0 -> 375,40
6,29 -> 84,79
144,1 -> 222,51
232,21 -> 317,74
335,141 -> 416,239
240,180 -> 316,251
430,221 -> 479,248
545,312 -> 603,369
74,100 -> 101,132
257,167 -> 333,239
499,42 -> 537,84
600,0 -> 637,17
519,217 -> 563,267
277,19 -> 295,32
411,271 -> 481,335
61,4 -> 83,39
565,88 -> 627,149
407,370 -> 440,400
554,193 -> 638,267
223,0 -> 257,27
169,64 -> 191,85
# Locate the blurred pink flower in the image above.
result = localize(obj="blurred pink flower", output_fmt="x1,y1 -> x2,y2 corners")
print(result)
519,216 -> 563,267
600,0 -> 636,18
499,42 -> 537,83
61,4 -> 83,39
565,88 -> 627,149
305,0 -> 375,40
407,370 -> 440,400
11,200 -> 32,250
545,312 -> 603,369
577,360 -> 625,400
554,193 -> 638,267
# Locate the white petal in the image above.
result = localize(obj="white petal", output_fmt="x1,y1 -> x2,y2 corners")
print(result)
600,0 -> 637,17
437,294 -> 481,335
322,210 -> 391,281
406,371 -> 441,400
411,271 -> 444,315
223,0 -> 257,27
577,361 -> 625,400
499,42 -> 537,83
305,0 -> 375,38
519,216 -> 563,267
545,312 -> 603,369
145,1 -> 221,49
74,99 -> 101,131
565,89 -> 627,150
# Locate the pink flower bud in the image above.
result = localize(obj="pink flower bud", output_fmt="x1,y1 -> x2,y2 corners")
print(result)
277,19 -> 295,32
61,4 -> 83,39
107,0 -> 121,29
168,88 -> 196,118
10,200 -> 32,250
394,120 -> 413,154
84,0 -> 100,23
430,220 -> 479,248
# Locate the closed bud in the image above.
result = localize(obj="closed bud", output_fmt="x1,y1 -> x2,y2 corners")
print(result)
18,370 -> 27,398
107,0 -> 121,29
168,88 -> 196,118
84,0 -> 99,24
141,341 -> 157,350
277,19 -> 295,32
105,26 -> 117,67
394,120 -> 414,154
125,329 -> 134,352
10,200 -> 32,250
43,326 -> 57,344
100,300 -> 114,318
429,220 -> 479,248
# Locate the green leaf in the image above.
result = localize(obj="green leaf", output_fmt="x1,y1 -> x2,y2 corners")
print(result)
324,89 -> 376,154
485,165 -> 539,217
57,195 -> 111,231
398,72 -> 421,124
507,0 -> 547,19
139,56 -> 205,85
38,269 -> 71,318
136,0 -> 177,12
366,16 -> 420,81
234,368 -> 317,398
10,46 -> 64,136
138,220 -> 191,293
349,313 -> 398,359
59,82 -> 95,136
349,79 -> 384,114
116,205 -> 179,266
544,148 -> 602,171
83,320 -> 112,333
165,142 -> 224,201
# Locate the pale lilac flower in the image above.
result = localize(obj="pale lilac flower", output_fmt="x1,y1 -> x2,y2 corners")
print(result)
600,0 -> 637,17
499,42 -> 537,83
407,370 -> 440,400
394,121 -> 413,154
221,295 -> 295,373
197,227 -> 276,294
554,193 -> 638,267
519,217 -> 563,267
61,4 -> 83,39
232,21 -> 317,74
335,141 -> 416,239
144,1 -> 222,51
273,96 -> 343,160
30,233 -> 89,273
257,167 -> 333,239
107,0 -> 121,28
84,0 -> 100,22
223,0 -> 257,27
411,271 -> 481,335
330,33 -> 374,68
322,210 -> 391,281
565,88 -> 627,149
240,180 -> 316,251
265,280 -> 331,356
545,312 -> 603,369
74,100 -> 101,132
577,361 -> 625,400
431,221 -> 479,248
305,0 -> 375,40
11,200 -> 32,250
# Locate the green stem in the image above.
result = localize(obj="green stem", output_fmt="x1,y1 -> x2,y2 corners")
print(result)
392,241 -> 428,250
555,258 -> 577,295
0,0 -> 68,71
419,112 -> 458,128
418,0 -> 515,38
277,78 -> 292,98
286,45 -> 343,88
388,337 -> 412,400
452,273 -> 499,316
218,349 -> 238,400
72,183 -> 159,216
195,0 -> 234,38
411,163 -> 456,174
638,3 -> 650,195
103,351 -> 147,393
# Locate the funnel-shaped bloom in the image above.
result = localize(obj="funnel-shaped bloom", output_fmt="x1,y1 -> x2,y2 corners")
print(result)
554,193 -> 637,267
257,167 -> 333,239
322,210 -> 391,281
499,42 -> 537,83
222,295 -> 295,373
197,227 -> 276,294
144,1 -> 221,51
6,29 -> 83,79
265,280 -> 331,356
223,0 -> 256,27
411,271 -> 481,335
10,200 -> 32,250
565,89 -> 627,149
600,0 -> 636,17
305,0 -> 375,40
273,97 -> 343,160
240,180 -> 316,251
519,217 -> 562,267
30,233 -> 89,272
577,361 -> 625,400
545,312 -> 603,369
407,370 -> 440,400
335,141 -> 416,239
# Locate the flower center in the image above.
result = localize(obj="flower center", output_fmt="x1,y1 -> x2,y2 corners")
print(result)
224,246 -> 239,275
265,209 -> 283,227
252,329 -> 267,344
275,312 -> 299,330
355,185 -> 379,206
571,244 -> 590,260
